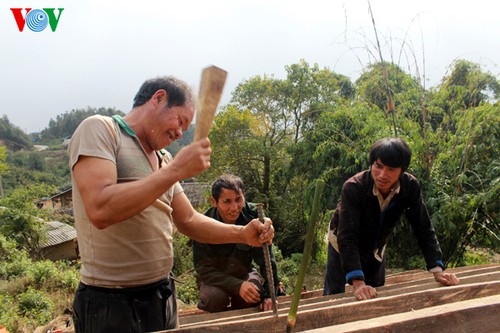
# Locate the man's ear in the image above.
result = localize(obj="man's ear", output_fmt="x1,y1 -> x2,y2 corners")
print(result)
210,197 -> 217,208
153,89 -> 168,107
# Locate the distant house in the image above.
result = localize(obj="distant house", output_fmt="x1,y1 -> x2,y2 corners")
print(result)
40,221 -> 78,261
181,182 -> 210,208
37,182 -> 209,212
38,188 -> 72,210
62,137 -> 72,147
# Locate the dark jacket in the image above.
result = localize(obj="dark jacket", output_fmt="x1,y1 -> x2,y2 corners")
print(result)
193,202 -> 279,297
330,170 -> 444,282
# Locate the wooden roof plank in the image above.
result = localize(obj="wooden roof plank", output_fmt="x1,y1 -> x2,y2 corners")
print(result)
281,265 -> 500,306
261,264 -> 500,305
383,263 -> 499,285
169,280 -> 500,332
300,294 -> 500,333
179,268 -> 500,327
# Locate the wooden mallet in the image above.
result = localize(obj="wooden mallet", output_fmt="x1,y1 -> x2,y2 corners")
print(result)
193,65 -> 228,142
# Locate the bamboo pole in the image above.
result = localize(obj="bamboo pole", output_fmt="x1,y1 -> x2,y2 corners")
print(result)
286,179 -> 325,332
256,203 -> 278,317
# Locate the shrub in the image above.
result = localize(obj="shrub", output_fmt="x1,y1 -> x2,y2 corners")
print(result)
175,273 -> 198,305
17,288 -> 54,324
172,231 -> 194,276
52,264 -> 80,291
0,234 -> 18,261
27,260 -> 59,288
463,247 -> 495,266
0,251 -> 32,280
0,294 -> 19,332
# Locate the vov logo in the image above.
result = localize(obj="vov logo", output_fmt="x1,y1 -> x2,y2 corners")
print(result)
11,8 -> 64,32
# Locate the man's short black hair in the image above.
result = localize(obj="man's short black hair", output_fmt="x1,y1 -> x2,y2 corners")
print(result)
369,138 -> 412,172
211,174 -> 245,201
133,76 -> 194,108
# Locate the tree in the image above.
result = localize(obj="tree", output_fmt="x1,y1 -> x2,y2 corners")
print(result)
281,59 -> 355,142
430,59 -> 500,133
0,183 -> 57,257
355,61 -> 427,135
230,75 -> 292,201
39,107 -> 124,144
199,106 -> 262,195
3,149 -> 68,196
288,101 -> 389,205
428,103 -> 500,266
0,116 -> 32,150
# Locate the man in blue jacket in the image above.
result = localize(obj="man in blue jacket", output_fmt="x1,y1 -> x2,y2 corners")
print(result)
323,138 -> 459,300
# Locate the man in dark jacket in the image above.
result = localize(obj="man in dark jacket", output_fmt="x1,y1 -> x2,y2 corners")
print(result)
323,138 -> 459,300
193,174 -> 279,312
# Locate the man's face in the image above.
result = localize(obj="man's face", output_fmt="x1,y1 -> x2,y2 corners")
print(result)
211,188 -> 245,224
148,100 -> 194,150
371,158 -> 402,195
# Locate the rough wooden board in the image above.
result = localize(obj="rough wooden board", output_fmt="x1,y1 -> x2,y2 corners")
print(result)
179,267 -> 500,327
282,268 -> 500,310
382,263 -> 499,285
280,264 -> 500,304
259,263 -> 500,304
168,281 -> 500,332
177,281 -> 500,330
179,306 -> 259,326
300,294 -> 500,333
178,264 -> 499,313
176,265 -> 500,330
380,263 -> 500,287
285,281 -> 500,333
180,265 -> 500,327
178,292 -> 329,326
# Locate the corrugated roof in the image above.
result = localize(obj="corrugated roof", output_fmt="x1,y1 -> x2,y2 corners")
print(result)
46,188 -> 72,200
40,221 -> 77,248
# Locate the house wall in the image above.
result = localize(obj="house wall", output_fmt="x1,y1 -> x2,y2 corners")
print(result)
39,192 -> 73,210
42,240 -> 78,261
182,183 -> 210,209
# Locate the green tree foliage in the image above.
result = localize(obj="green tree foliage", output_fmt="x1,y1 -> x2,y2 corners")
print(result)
439,59 -> 499,109
2,144 -> 71,195
199,106 -> 266,198
281,59 -> 355,142
0,116 -> 33,151
39,106 -> 124,145
356,62 -> 422,113
204,58 -> 498,268
429,103 -> 500,266
289,101 -> 389,205
430,59 -> 500,133
0,145 -> 8,174
229,74 -> 292,201
0,184 -> 57,256
215,60 -> 360,256
354,62 -> 437,184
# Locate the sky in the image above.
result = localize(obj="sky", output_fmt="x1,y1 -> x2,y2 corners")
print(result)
1,0 -> 499,133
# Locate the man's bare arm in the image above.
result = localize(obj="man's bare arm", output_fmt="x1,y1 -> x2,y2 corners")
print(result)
171,192 -> 274,246
73,139 -> 211,229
